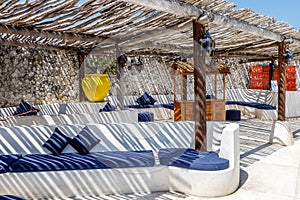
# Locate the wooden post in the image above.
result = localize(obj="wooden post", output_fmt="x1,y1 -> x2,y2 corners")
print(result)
78,51 -> 86,102
180,74 -> 188,120
223,74 -> 226,100
116,45 -> 125,110
277,42 -> 286,121
214,74 -> 218,99
180,74 -> 188,100
193,20 -> 206,151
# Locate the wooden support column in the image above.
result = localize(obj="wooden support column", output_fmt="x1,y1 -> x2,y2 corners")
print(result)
223,74 -> 226,100
193,20 -> 206,151
180,74 -> 188,120
180,74 -> 188,100
277,42 -> 286,121
78,51 -> 86,102
116,45 -> 125,110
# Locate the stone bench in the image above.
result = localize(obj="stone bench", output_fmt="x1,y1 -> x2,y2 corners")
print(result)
0,110 -> 139,126
0,121 -> 240,198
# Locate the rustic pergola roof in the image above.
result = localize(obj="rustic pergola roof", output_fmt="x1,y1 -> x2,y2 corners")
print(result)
171,60 -> 230,74
0,0 -> 299,61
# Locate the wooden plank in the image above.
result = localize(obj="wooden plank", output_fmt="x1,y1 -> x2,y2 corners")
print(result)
277,42 -> 286,121
193,20 -> 206,151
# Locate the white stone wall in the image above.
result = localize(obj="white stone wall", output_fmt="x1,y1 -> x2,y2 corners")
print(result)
0,45 -> 299,108
0,46 -> 79,107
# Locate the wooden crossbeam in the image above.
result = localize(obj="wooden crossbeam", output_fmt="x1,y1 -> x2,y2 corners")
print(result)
118,20 -> 192,45
0,40 -> 82,53
215,41 -> 278,55
125,0 -> 300,47
0,24 -> 108,44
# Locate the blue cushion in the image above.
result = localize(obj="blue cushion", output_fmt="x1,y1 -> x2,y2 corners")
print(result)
42,128 -> 71,155
127,104 -> 143,108
9,153 -> 107,172
99,102 -> 115,112
0,154 -> 22,173
189,153 -> 229,170
158,148 -> 229,171
91,150 -> 155,168
136,92 -> 151,106
69,136 -> 89,155
158,148 -> 200,165
0,195 -> 25,200
138,112 -> 153,122
136,92 -> 157,106
225,101 -> 276,110
226,109 -> 241,121
159,103 -> 174,110
147,93 -> 157,105
13,100 -> 40,116
206,94 -> 215,99
75,126 -> 100,151
9,151 -> 155,172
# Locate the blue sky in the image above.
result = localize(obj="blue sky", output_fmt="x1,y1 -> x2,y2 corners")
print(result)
230,0 -> 300,28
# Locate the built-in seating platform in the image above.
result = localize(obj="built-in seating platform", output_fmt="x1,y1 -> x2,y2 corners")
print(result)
0,121 -> 240,199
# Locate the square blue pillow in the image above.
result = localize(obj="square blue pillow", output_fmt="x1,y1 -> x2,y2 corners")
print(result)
145,92 -> 157,105
76,126 -> 100,151
136,92 -> 157,106
13,100 -> 40,116
42,128 -> 71,155
99,102 -> 116,112
69,136 -> 89,155
0,154 -> 22,173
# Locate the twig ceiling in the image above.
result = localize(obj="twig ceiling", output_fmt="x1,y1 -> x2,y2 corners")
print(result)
0,0 -> 299,62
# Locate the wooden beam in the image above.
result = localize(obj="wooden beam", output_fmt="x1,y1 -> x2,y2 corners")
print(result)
77,52 -> 87,102
123,41 -> 192,55
0,40 -> 83,53
215,41 -> 278,55
238,58 -> 274,63
118,20 -> 192,45
125,50 -> 182,58
277,42 -> 286,121
0,24 -> 108,44
193,20 -> 206,151
125,0 -> 300,46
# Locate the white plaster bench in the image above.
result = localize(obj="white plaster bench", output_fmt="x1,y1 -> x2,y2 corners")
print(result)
0,110 -> 138,126
0,102 -> 107,118
0,121 -> 239,198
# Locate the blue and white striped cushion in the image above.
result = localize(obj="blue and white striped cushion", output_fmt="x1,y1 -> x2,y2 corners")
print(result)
69,136 -> 89,155
13,100 -> 39,116
0,195 -> 25,200
76,127 -> 100,151
0,154 -> 22,173
42,128 -> 71,155
92,150 -> 155,168
8,151 -> 155,172
9,153 -> 106,172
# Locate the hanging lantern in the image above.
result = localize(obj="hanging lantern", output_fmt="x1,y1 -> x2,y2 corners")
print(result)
135,57 -> 143,73
283,47 -> 293,64
117,54 -> 127,67
199,30 -> 216,56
